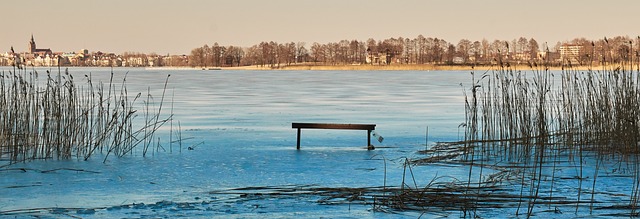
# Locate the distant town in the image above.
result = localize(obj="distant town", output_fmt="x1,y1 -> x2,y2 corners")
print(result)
0,35 -> 187,68
1,35 -> 639,68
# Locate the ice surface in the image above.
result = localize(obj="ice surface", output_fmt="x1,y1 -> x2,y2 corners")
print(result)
0,67 -> 634,218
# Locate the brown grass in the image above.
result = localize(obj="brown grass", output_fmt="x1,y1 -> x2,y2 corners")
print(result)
0,68 -> 174,165
453,55 -> 640,217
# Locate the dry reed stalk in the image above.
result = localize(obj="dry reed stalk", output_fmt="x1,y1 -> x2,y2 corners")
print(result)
451,47 -> 640,216
0,68 -> 175,165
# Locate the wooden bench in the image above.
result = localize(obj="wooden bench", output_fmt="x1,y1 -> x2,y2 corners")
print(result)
292,123 -> 376,150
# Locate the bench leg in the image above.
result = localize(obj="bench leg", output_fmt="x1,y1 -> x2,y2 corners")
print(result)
297,128 -> 301,150
367,130 -> 374,150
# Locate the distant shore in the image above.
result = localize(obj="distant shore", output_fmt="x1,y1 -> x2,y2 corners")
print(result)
223,63 -> 631,71
17,64 -> 629,72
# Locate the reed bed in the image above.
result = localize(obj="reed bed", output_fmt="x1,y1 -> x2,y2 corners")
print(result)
451,45 -> 640,217
0,67 -> 173,165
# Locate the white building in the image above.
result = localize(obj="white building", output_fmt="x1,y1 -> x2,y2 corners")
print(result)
559,44 -> 582,62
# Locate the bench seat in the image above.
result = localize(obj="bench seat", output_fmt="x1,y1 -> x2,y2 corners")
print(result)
292,122 -> 376,150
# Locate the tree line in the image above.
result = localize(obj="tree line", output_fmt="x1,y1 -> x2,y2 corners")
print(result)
186,35 -> 640,68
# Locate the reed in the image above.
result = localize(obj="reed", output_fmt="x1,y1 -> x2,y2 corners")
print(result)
0,68 -> 173,165
453,42 -> 640,217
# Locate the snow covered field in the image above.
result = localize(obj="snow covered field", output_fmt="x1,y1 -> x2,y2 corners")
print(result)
0,68 -> 636,218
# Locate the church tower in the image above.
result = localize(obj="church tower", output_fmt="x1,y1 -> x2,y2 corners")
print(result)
29,34 -> 36,53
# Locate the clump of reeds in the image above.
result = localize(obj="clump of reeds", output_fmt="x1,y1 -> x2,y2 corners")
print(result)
452,40 -> 640,217
0,67 -> 173,165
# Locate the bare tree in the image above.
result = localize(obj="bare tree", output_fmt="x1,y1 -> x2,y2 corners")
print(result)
182,34 -> 640,69
416,35 -> 428,64
569,38 -> 593,65
243,45 -> 261,66
516,37 -> 528,62
224,46 -> 244,67
457,39 -> 472,63
446,43 -> 456,64
471,41 -> 481,63
430,38 -> 446,64
481,39 -> 490,64
188,46 -> 205,67
328,42 -> 339,65
490,40 -> 507,63
310,42 -> 323,64
403,38 -> 414,64
349,40 -> 360,64
338,40 -> 350,64
366,38 -> 377,54
258,42 -> 269,67
296,42 -> 307,63
527,38 -> 539,62
203,44 -> 211,67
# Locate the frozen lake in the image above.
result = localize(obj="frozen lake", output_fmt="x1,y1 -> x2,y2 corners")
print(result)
0,67 -> 636,218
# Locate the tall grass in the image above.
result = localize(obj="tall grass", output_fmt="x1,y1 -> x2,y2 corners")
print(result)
0,67 -> 173,165
459,41 -> 640,217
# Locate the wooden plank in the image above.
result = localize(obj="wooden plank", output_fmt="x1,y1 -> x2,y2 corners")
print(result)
292,123 -> 375,130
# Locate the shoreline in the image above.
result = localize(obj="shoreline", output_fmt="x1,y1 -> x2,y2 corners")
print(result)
223,63 -> 635,71
5,64 -> 634,72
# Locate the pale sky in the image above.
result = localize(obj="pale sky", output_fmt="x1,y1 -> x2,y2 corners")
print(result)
2,0 -> 639,55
